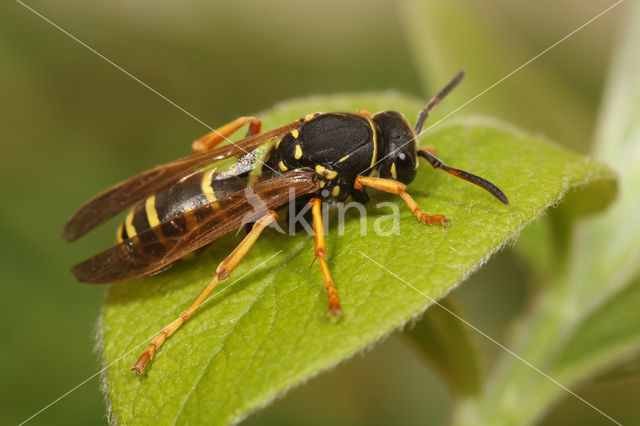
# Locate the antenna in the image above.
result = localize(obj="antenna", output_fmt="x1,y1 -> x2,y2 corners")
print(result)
417,149 -> 509,204
415,70 -> 465,134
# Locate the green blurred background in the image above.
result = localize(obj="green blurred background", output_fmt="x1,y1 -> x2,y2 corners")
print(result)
1,0 -> 636,424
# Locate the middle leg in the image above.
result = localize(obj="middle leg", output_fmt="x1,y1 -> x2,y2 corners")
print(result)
310,197 -> 341,316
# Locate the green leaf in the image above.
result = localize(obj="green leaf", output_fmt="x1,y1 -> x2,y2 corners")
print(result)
553,276 -> 640,382
403,294 -> 483,397
452,3 -> 640,425
99,92 -> 612,425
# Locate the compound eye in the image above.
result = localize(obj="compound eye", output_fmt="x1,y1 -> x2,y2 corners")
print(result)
394,151 -> 417,184
395,151 -> 413,170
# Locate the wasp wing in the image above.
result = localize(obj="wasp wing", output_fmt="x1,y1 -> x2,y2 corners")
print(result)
62,120 -> 302,242
70,169 -> 318,283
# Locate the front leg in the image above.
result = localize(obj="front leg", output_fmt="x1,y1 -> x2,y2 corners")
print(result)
354,176 -> 450,226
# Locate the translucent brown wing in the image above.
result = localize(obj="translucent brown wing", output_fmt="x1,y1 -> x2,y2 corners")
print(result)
71,169 -> 319,283
62,120 -> 302,242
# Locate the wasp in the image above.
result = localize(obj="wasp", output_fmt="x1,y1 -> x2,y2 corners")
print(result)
63,70 -> 508,374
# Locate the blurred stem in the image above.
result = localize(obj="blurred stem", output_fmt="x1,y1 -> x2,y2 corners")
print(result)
399,0 -> 595,152
453,1 -> 639,424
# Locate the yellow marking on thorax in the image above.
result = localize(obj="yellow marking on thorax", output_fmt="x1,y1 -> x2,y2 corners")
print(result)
201,169 -> 217,204
390,162 -> 397,180
338,153 -> 351,162
315,164 -> 337,179
332,186 -> 341,197
145,194 -> 160,228
125,208 -> 137,238
363,116 -> 378,167
290,129 -> 299,139
115,222 -> 124,243
294,144 -> 303,160
279,161 -> 288,172
275,137 -> 283,149
304,112 -> 320,121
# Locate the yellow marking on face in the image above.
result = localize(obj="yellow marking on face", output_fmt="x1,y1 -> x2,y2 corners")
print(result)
115,222 -> 124,243
291,129 -> 299,139
363,116 -> 378,167
390,162 -> 397,179
294,144 -> 303,160
315,165 -> 326,175
201,169 -> 217,203
125,208 -> 137,238
279,161 -> 288,172
338,153 -> 351,162
145,194 -> 160,228
332,186 -> 341,197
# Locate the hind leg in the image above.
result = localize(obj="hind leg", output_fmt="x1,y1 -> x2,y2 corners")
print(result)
192,116 -> 262,153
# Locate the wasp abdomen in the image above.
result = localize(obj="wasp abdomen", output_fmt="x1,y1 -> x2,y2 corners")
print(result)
116,170 -> 247,244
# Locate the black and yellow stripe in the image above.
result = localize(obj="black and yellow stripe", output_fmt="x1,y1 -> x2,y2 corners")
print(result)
362,115 -> 378,168
116,169 -> 250,247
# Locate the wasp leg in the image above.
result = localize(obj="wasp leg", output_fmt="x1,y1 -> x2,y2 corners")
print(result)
354,176 -> 450,226
132,211 -> 278,375
310,198 -> 341,316
192,116 -> 262,154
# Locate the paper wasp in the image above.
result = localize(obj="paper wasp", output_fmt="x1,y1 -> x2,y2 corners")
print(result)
63,70 -> 508,374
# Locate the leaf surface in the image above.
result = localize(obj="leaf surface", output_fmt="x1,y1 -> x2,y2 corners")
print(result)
403,295 -> 483,396
100,92 -> 612,425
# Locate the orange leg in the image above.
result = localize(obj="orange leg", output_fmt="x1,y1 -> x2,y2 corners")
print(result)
354,176 -> 450,226
310,198 -> 341,316
132,211 -> 277,374
355,109 -> 374,117
192,116 -> 262,154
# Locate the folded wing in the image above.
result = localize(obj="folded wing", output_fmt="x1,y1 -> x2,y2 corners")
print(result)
71,168 -> 318,283
62,120 -> 302,242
